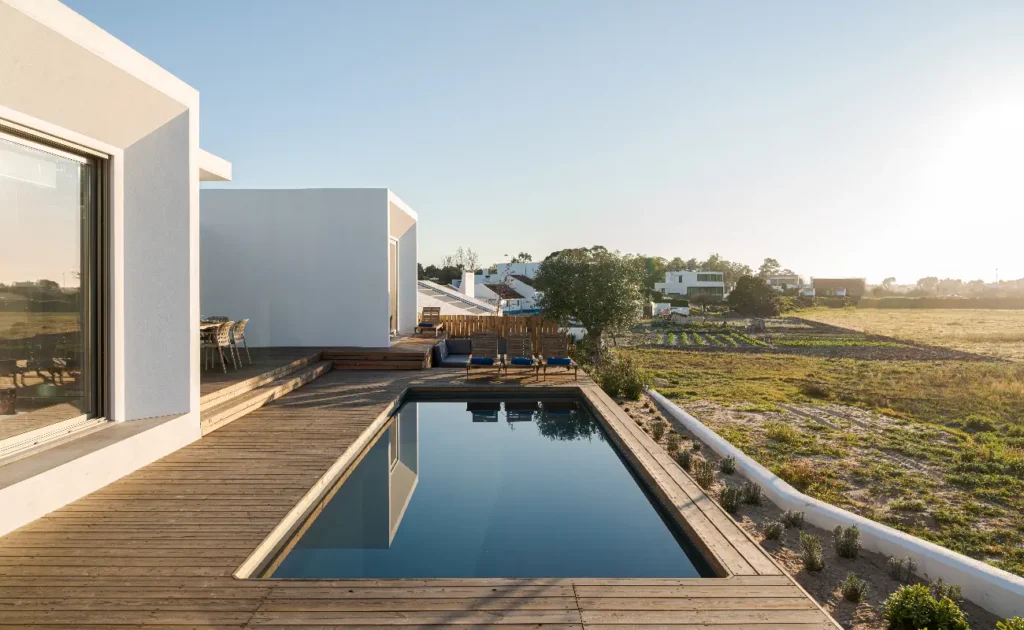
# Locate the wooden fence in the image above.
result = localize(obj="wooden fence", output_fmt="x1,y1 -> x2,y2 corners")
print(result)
438,315 -> 561,349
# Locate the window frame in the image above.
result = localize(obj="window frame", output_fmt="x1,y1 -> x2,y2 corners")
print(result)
0,123 -> 108,421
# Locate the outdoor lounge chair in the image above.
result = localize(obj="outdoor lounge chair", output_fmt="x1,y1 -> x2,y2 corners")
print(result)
504,331 -> 539,378
466,331 -> 504,379
540,332 -> 577,379
415,307 -> 445,337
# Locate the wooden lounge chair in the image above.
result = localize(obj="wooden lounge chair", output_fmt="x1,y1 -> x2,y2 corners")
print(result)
540,332 -> 577,380
415,307 -> 446,337
504,331 -> 539,378
466,331 -> 503,379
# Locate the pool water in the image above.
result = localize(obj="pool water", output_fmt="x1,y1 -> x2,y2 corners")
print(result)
271,399 -> 713,578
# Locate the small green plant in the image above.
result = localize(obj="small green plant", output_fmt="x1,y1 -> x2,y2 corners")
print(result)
781,509 -> 805,529
650,420 -> 666,441
720,485 -> 743,513
840,572 -> 869,602
929,578 -> 962,604
997,618 -> 1024,630
776,459 -> 824,493
690,440 -> 702,452
675,449 -> 692,471
882,584 -> 969,630
666,432 -> 681,454
720,456 -> 737,474
761,520 -> 784,541
887,556 -> 918,583
801,381 -> 831,399
740,481 -> 763,505
833,524 -> 861,559
799,532 -> 824,572
692,457 -> 716,489
764,421 -> 798,443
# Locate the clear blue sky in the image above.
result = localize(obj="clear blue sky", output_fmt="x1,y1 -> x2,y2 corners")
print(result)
66,0 -> 1024,283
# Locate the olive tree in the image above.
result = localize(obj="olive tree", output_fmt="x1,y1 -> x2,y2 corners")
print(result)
727,275 -> 781,317
534,247 -> 646,355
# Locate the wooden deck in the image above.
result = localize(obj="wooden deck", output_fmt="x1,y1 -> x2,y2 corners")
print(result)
0,369 -> 839,628
200,348 -> 324,403
324,336 -> 441,371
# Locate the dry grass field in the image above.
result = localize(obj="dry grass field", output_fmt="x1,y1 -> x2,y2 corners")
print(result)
0,312 -> 79,341
799,308 -> 1024,361
624,348 -> 1024,579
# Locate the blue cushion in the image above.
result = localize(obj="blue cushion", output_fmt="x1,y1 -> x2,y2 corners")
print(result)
418,322 -> 435,328
547,357 -> 572,366
469,357 -> 494,366
510,357 -> 535,366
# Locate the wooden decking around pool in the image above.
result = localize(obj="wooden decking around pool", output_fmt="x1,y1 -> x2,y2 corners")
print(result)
0,369 -> 839,629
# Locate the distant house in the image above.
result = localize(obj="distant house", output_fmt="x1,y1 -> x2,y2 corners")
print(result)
767,274 -> 803,291
453,263 -> 544,314
654,270 -> 726,299
417,280 -> 497,316
811,278 -> 866,298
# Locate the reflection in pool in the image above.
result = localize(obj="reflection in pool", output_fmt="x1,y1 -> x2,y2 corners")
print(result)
271,399 -> 713,578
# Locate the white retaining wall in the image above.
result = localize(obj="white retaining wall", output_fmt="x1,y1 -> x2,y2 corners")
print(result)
648,389 -> 1024,619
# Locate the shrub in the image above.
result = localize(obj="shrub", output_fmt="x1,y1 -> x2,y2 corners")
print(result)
650,420 -> 666,441
597,354 -> 650,400
997,619 -> 1024,630
799,532 -> 824,572
720,485 -> 743,513
781,509 -> 806,529
727,275 -> 781,317
741,481 -> 763,505
777,460 -> 823,493
801,382 -> 831,399
720,456 -> 737,474
690,440 -> 702,452
761,520 -> 784,540
765,421 -> 798,443
929,578 -> 962,603
692,457 -> 716,489
675,449 -> 692,471
963,415 -> 996,433
833,524 -> 861,559
666,432 -> 681,454
882,584 -> 969,630
887,556 -> 918,583
841,572 -> 869,603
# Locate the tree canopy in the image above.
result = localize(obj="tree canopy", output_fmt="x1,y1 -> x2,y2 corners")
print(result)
510,252 -> 532,263
757,257 -> 781,279
727,275 -> 781,317
533,247 -> 646,341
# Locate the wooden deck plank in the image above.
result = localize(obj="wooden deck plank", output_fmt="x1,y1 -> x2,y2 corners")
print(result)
0,368 -> 837,629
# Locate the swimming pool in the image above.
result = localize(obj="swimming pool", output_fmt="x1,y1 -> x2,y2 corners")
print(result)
269,398 -> 714,578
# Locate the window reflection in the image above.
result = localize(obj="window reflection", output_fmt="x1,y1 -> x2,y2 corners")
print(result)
0,132 -> 95,434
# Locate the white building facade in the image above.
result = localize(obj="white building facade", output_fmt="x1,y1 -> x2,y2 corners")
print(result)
201,188 -> 417,348
0,0 -> 231,535
654,270 -> 726,298
453,262 -> 544,314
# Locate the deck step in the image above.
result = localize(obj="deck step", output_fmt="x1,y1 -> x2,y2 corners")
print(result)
200,360 -> 333,436
199,352 -> 322,412
325,343 -> 437,370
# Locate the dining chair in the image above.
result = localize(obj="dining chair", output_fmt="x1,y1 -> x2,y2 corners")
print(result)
230,319 -> 251,366
202,321 -> 236,373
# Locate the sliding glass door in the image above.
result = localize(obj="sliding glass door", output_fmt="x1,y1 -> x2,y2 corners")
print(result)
0,129 -> 100,429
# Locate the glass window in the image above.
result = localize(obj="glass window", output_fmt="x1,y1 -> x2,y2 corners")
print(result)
0,131 -> 98,429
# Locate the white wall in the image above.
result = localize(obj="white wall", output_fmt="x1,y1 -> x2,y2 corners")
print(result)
397,222 -> 418,336
201,189 -> 392,348
122,111 -> 192,420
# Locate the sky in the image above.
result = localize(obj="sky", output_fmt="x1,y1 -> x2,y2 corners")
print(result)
64,0 -> 1024,284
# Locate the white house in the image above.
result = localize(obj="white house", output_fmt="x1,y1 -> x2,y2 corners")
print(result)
768,274 -> 803,291
418,279 -> 496,316
654,270 -> 726,299
0,0 -> 231,535
201,189 -> 418,348
453,262 -> 544,314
